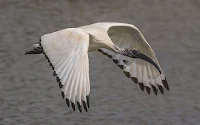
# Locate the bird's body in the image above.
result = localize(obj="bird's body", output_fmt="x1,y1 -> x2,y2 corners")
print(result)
25,22 -> 169,112
80,24 -> 114,52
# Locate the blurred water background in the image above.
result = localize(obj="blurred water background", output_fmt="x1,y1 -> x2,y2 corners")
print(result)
0,0 -> 200,125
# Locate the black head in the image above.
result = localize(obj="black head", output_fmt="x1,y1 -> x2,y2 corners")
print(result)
121,48 -> 161,74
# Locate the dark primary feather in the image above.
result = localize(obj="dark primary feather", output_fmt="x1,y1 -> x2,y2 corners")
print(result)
77,102 -> 82,112
71,102 -> 76,111
83,101 -> 88,112
152,85 -> 158,95
138,83 -> 145,91
162,78 -> 169,90
66,98 -> 70,107
158,85 -> 164,94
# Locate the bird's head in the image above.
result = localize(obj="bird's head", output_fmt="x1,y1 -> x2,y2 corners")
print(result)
121,48 -> 161,74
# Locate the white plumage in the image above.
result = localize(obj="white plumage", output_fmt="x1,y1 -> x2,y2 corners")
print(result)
26,22 -> 169,112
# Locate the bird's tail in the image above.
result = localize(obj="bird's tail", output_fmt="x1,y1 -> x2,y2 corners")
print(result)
25,43 -> 43,55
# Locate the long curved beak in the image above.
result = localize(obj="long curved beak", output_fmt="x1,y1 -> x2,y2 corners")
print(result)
135,53 -> 161,74
121,48 -> 161,74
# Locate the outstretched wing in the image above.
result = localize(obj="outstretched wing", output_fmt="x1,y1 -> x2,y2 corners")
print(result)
40,28 -> 90,112
93,22 -> 169,95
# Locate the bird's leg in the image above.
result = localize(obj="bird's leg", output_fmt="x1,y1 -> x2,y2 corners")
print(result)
119,48 -> 162,74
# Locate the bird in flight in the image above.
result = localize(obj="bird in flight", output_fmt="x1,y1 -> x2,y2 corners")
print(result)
25,22 -> 169,112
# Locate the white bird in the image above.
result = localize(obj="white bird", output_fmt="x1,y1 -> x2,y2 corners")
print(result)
25,22 -> 169,112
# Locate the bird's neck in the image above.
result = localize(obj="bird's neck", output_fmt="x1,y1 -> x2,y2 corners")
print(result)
88,33 -> 117,52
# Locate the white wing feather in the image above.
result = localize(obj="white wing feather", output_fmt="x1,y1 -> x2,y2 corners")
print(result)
40,28 -> 90,112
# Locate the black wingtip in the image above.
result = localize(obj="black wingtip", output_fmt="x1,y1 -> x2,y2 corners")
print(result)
56,77 -> 63,88
71,102 -> 75,111
61,91 -> 65,99
98,49 -> 103,52
113,59 -> 118,64
52,66 -> 55,70
123,71 -> 130,78
86,95 -> 90,108
77,102 -> 82,113
65,98 -> 70,107
106,54 -> 112,58
53,71 -> 57,77
152,85 -> 158,96
105,53 -> 112,58
83,101 -> 88,112
59,82 -> 63,88
102,52 -> 107,55
138,83 -> 144,91
145,86 -> 151,95
131,77 -> 138,84
162,78 -> 169,91
49,62 -> 53,67
158,85 -> 164,94
44,54 -> 49,60
118,65 -> 123,69
56,77 -> 60,83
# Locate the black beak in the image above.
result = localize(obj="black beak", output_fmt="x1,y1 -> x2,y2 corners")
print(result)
122,49 -> 161,74
135,52 -> 161,74
24,47 -> 43,55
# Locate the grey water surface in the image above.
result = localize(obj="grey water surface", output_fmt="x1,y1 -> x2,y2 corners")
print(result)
0,0 -> 200,125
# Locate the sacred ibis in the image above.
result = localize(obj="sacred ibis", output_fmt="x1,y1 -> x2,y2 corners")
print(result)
25,22 -> 169,112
